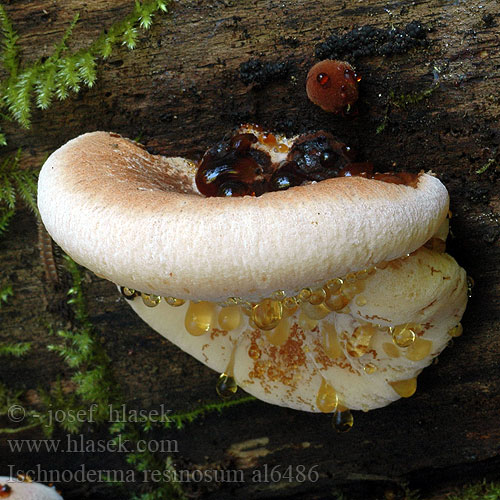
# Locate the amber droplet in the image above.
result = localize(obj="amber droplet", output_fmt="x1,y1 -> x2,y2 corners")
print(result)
185,301 -> 216,336
316,379 -> 338,413
248,344 -> 261,360
0,484 -> 12,499
307,288 -> 326,305
298,287 -> 312,302
355,295 -> 367,306
324,293 -> 349,312
406,338 -> 433,361
392,325 -> 416,348
266,316 -> 291,346
298,311 -> 318,331
301,301 -> 331,320
390,378 -> 417,398
166,296 -> 185,307
382,342 -> 400,358
322,322 -> 344,360
363,362 -> 377,374
121,287 -> 138,300
448,323 -> 463,338
216,373 -> 238,399
261,133 -> 277,146
317,72 -> 330,86
332,408 -> 353,432
252,299 -> 283,330
141,293 -> 161,307
325,278 -> 343,294
218,305 -> 242,331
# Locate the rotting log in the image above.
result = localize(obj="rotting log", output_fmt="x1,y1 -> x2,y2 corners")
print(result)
0,1 -> 499,499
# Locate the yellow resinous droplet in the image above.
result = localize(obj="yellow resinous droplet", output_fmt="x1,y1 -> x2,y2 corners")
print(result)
448,323 -> 463,338
332,408 -> 353,432
185,301 -> 216,336
405,338 -> 433,361
141,293 -> 161,307
301,301 -> 331,320
252,299 -> 283,330
216,373 -> 238,399
316,379 -> 338,413
308,288 -> 326,305
322,322 -> 344,360
392,325 -> 416,348
266,316 -> 290,346
218,305 -> 242,331
389,377 -> 417,398
166,296 -> 185,307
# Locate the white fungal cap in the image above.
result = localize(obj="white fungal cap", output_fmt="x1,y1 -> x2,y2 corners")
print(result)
37,129 -> 468,413
0,477 -> 63,500
38,131 -> 450,303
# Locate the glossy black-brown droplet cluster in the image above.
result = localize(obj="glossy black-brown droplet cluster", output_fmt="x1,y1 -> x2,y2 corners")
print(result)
196,130 -> 360,197
195,128 -> 418,198
195,133 -> 270,197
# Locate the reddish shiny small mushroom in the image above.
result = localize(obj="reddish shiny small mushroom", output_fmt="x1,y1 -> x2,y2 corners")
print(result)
306,60 -> 360,113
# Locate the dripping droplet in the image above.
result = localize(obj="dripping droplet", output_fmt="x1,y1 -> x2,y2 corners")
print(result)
216,373 -> 238,399
166,296 -> 185,307
392,325 -> 416,347
332,408 -> 353,432
185,301 -> 216,336
316,379 -> 338,413
252,299 -> 283,330
325,278 -> 343,294
298,287 -> 312,302
301,301 -> 331,320
266,316 -> 290,346
141,293 -> 161,307
405,338 -> 432,361
308,288 -> 326,305
121,287 -> 138,300
448,323 -> 463,338
390,378 -> 417,398
218,305 -> 242,331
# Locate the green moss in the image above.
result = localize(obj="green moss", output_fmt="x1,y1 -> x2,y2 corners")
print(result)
0,149 -> 38,236
0,283 -> 13,305
0,1 -> 170,134
0,1 -> 171,236
447,480 -> 500,500
376,83 -> 439,134
475,158 -> 496,175
0,341 -> 31,357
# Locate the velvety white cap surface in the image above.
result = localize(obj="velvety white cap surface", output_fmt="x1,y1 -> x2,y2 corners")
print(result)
38,132 -> 450,302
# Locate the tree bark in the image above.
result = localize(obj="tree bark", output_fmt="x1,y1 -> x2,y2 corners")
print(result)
0,0 -> 499,499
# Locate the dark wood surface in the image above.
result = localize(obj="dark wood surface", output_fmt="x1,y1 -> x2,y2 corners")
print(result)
1,1 -> 499,498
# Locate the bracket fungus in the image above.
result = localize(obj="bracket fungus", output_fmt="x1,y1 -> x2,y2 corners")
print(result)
38,127 -> 467,423
0,477 -> 62,500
